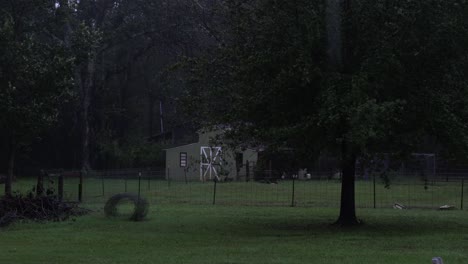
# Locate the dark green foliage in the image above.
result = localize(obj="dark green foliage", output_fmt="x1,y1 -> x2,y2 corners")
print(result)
98,137 -> 165,168
0,0 -> 75,194
347,0 -> 468,158
181,0 -> 468,224
182,0 -> 327,157
0,1 -> 74,139
0,0 -> 208,173
183,0 -> 468,164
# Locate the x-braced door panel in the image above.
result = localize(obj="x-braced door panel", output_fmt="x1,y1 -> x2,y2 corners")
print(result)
200,146 -> 222,181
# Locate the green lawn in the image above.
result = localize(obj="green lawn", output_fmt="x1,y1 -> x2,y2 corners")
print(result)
1,205 -> 467,264
3,178 -> 467,263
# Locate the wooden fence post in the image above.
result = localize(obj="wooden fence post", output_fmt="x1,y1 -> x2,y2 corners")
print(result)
212,179 -> 217,205
268,160 -> 272,180
291,175 -> 296,207
58,175 -> 64,201
36,170 -> 44,196
245,160 -> 250,182
461,178 -> 464,210
78,171 -> 83,202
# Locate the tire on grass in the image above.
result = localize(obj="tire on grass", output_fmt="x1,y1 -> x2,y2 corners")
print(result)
104,193 -> 149,221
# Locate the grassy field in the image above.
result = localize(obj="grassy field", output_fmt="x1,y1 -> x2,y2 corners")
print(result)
2,178 -> 468,263
1,204 -> 468,264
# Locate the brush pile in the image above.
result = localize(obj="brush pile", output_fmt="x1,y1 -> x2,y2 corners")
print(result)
0,192 -> 89,227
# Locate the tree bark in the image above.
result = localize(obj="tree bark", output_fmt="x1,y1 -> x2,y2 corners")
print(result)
58,0 -> 91,172
327,0 -> 359,226
81,57 -> 95,171
334,142 -> 360,226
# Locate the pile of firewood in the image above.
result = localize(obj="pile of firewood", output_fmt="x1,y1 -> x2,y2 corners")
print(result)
0,192 -> 89,227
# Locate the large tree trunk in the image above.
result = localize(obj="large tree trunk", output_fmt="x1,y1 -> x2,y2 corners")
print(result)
327,0 -> 359,226
81,57 -> 95,171
58,0 -> 91,172
335,150 -> 360,226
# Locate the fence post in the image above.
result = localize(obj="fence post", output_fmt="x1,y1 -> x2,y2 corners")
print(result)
291,175 -> 296,207
148,172 -> 151,190
36,170 -> 44,196
78,171 -> 83,202
373,173 -> 376,209
138,172 -> 141,202
461,178 -> 464,210
212,179 -> 217,205
148,168 -> 152,190
101,171 -> 105,196
245,160 -> 250,182
167,168 -> 171,187
268,160 -> 272,180
58,175 -> 64,202
124,175 -> 128,192
184,168 -> 188,184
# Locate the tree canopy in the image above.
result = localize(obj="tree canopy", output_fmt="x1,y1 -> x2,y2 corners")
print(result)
0,0 -> 213,180
0,0 -> 75,194
181,0 -> 468,225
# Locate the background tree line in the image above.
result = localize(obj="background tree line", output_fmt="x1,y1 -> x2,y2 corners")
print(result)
0,0 -> 220,187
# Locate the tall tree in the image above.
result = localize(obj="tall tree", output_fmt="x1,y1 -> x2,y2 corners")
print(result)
0,0 -> 214,175
181,0 -> 468,225
0,0 -> 74,195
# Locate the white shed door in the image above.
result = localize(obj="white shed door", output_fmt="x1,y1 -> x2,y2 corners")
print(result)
200,146 -> 222,181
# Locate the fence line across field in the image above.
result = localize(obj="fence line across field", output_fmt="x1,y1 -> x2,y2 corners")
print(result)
38,168 -> 467,211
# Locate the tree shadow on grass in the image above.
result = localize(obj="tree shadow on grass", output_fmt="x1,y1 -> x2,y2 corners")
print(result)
227,210 -> 468,238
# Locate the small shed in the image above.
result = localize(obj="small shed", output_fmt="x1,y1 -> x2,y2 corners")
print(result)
165,131 -> 258,182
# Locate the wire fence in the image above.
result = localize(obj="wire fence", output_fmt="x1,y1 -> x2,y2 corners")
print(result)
11,168 -> 465,210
